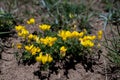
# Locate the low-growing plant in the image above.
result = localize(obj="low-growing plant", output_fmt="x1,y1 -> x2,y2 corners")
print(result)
0,8 -> 15,37
100,4 -> 120,79
104,25 -> 120,66
14,18 -> 103,74
39,0 -> 93,32
103,23 -> 120,80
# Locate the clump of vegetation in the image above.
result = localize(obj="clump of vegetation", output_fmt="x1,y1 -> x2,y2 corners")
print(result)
104,25 -> 120,67
14,18 -> 103,79
0,9 -> 15,37
103,24 -> 120,80
39,0 -> 93,32
99,1 -> 120,79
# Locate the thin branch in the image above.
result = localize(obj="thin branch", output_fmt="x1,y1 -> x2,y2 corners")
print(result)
104,59 -> 108,80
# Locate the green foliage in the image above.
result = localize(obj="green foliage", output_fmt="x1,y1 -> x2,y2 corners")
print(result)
111,9 -> 120,25
40,0 -> 92,31
0,9 -> 15,35
101,0 -> 120,66
14,21 -> 102,71
104,25 -> 120,66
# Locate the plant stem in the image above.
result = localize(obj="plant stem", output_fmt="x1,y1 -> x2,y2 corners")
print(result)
0,32 -> 11,35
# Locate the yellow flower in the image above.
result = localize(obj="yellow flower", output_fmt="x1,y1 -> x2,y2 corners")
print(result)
18,32 -> 22,36
97,30 -> 103,40
36,47 -> 40,52
40,37 -> 57,46
28,34 -> 38,41
31,46 -> 41,55
58,30 -> 72,40
25,45 -> 41,55
15,25 -> 29,38
83,35 -> 96,41
15,25 -> 25,31
79,32 -> 84,37
47,37 -> 57,46
36,52 -> 43,62
60,46 -> 67,55
39,24 -> 51,31
47,54 -> 53,63
80,39 -> 94,47
41,55 -> 48,64
40,38 -> 48,45
60,46 -> 67,52
25,45 -> 33,51
98,30 -> 103,35
27,18 -> 35,24
17,28 -> 29,38
36,53 -> 53,64
91,35 -> 96,40
35,36 -> 40,43
33,35 -> 38,40
31,47 -> 37,55
71,31 -> 79,37
58,30 -> 85,40
98,35 -> 102,40
28,34 -> 33,40
65,31 -> 72,38
16,43 -> 22,49
88,41 -> 94,47
58,30 -> 66,40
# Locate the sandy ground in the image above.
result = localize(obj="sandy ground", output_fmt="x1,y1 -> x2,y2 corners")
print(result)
0,47 -> 105,80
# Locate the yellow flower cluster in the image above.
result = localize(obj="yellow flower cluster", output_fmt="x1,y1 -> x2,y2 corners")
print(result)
97,30 -> 103,40
15,25 -> 25,31
15,18 -> 103,66
58,30 -> 84,40
36,52 -> 53,64
15,25 -> 29,38
40,36 -> 57,46
60,46 -> 67,57
28,34 -> 38,41
25,45 -> 41,55
16,43 -> 22,49
27,18 -> 35,24
79,35 -> 96,47
39,24 -> 51,31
